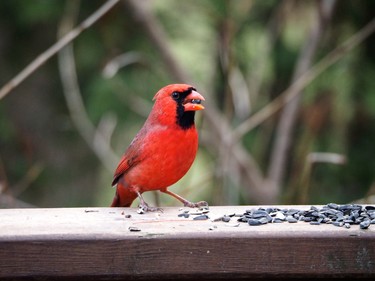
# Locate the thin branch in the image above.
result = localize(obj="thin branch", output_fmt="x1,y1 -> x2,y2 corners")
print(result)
102,51 -> 153,118
298,152 -> 346,204
307,152 -> 347,164
0,154 -> 37,208
11,163 -> 44,197
124,0 -> 190,82
0,0 -> 120,100
102,51 -> 144,79
233,16 -> 375,141
228,66 -> 251,120
57,1 -> 118,173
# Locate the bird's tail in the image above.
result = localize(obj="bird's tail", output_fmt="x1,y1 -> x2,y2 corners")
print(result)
110,186 -> 138,207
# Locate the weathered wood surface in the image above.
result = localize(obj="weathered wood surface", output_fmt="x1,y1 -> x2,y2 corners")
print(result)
0,206 -> 374,280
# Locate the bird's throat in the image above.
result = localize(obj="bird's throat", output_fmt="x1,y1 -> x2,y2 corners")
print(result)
176,107 -> 195,130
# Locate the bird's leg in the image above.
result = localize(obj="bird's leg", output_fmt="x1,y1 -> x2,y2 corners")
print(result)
135,191 -> 163,213
161,190 -> 208,208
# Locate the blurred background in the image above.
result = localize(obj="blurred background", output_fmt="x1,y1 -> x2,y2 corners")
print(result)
0,0 -> 375,208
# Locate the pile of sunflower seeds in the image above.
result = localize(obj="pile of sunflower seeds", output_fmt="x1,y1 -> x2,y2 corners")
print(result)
235,203 -> 375,229
178,204 -> 375,229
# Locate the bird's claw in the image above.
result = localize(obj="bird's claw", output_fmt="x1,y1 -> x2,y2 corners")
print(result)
137,203 -> 163,214
184,200 -> 209,208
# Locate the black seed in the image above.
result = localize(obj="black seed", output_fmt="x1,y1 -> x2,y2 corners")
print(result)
201,209 -> 210,214
222,216 -> 231,222
252,210 -> 269,218
193,215 -> 209,220
258,217 -> 269,224
128,226 -> 141,232
336,216 -> 344,222
360,220 -> 371,229
303,217 -> 314,222
248,219 -> 262,226
178,213 -> 190,218
238,216 -> 249,223
324,209 -> 338,216
338,204 -> 351,212
351,211 -> 359,219
312,211 -> 320,217
304,211 -> 316,217
286,216 -> 298,223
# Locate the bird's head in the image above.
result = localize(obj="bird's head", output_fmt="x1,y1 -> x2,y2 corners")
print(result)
152,84 -> 205,130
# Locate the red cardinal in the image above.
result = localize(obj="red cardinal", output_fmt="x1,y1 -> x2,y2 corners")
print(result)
111,84 -> 207,211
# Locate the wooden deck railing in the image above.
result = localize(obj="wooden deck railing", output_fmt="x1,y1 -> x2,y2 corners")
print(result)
0,206 -> 374,280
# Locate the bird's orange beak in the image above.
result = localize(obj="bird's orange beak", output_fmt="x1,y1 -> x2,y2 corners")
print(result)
183,90 -> 205,111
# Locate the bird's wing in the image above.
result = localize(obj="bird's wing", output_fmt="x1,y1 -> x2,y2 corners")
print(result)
111,133 -> 144,186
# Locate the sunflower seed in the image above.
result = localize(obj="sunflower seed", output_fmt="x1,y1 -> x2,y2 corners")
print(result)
128,226 -> 141,232
248,219 -> 262,226
360,220 -> 371,229
286,216 -> 298,223
193,215 -> 209,220
222,216 -> 231,222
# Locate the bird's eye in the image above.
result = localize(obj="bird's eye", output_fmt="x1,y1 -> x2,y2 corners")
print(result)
172,92 -> 179,100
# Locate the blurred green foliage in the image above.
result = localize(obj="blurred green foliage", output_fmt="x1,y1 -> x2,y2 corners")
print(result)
0,0 -> 375,208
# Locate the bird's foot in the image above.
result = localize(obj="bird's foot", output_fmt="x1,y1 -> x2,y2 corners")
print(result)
135,190 -> 163,214
183,200 -> 209,208
137,203 -> 163,214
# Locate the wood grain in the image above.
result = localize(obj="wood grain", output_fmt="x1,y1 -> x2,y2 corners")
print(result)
0,206 -> 374,280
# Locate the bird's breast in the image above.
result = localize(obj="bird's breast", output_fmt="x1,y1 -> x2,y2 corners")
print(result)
125,127 -> 199,191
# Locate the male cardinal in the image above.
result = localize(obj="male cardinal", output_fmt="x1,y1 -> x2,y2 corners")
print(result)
111,84 -> 207,211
